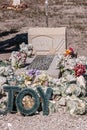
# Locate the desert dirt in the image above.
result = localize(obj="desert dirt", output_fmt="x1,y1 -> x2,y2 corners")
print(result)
1,109 -> 87,130
0,0 -> 87,130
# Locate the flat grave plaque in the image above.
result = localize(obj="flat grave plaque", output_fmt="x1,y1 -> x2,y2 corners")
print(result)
28,55 -> 54,70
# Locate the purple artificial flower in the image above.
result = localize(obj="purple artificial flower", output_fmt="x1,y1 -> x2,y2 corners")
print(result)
29,69 -> 36,76
27,69 -> 41,77
35,70 -> 41,76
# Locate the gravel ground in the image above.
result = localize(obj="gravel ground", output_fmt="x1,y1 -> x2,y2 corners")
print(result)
0,108 -> 87,130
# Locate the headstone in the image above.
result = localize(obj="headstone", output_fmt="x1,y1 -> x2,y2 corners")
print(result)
12,0 -> 21,6
28,28 -> 66,55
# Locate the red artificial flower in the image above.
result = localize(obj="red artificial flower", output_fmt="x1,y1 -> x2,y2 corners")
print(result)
69,47 -> 74,54
65,47 -> 74,56
74,64 -> 86,77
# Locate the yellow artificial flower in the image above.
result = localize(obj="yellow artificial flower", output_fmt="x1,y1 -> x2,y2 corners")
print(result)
65,49 -> 72,56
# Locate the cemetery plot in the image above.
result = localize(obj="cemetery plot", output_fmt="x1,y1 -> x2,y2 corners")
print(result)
1,28 -> 87,116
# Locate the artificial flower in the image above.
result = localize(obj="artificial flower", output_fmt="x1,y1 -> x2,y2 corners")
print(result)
10,51 -> 27,69
74,64 -> 86,77
65,47 -> 74,56
27,69 -> 41,77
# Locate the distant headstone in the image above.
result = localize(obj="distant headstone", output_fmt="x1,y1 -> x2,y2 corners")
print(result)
12,0 -> 20,6
28,28 -> 66,55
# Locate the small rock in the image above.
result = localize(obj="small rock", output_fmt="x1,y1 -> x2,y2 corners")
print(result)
7,123 -> 12,130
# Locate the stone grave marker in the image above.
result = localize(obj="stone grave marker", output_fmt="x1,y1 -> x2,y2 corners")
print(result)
28,27 -> 67,77
28,27 -> 66,55
12,0 -> 21,6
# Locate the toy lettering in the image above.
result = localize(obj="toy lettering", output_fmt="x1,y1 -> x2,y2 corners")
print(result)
0,86 -> 53,116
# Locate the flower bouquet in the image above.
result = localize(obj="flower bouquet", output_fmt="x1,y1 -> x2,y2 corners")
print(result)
23,69 -> 41,87
74,64 -> 86,77
10,51 -> 27,69
64,47 -> 77,58
20,42 -> 33,57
